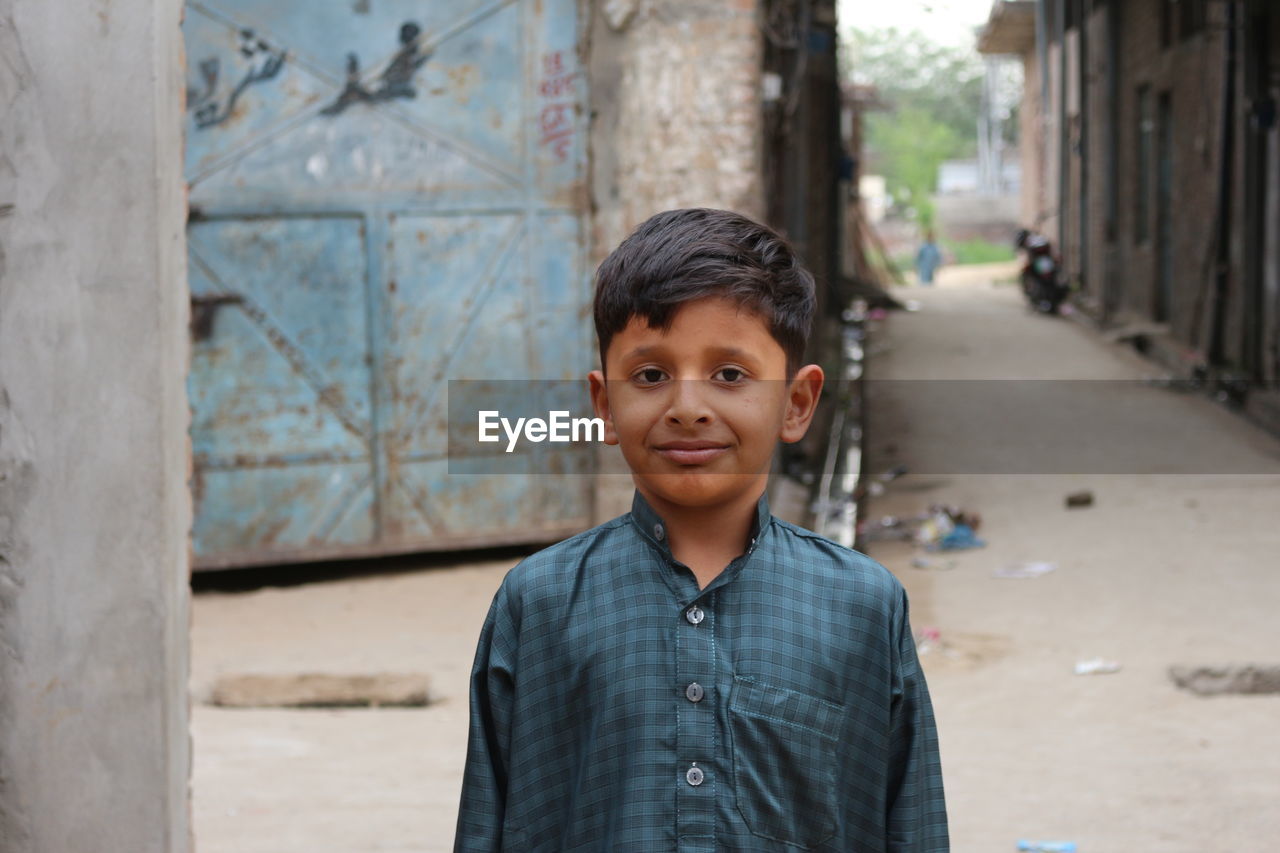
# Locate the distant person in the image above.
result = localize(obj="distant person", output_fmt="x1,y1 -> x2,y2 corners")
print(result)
915,230 -> 942,285
455,208 -> 948,850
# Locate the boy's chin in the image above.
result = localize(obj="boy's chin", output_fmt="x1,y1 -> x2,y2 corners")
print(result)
633,472 -> 766,509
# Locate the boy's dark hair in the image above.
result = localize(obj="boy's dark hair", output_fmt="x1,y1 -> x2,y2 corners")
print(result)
593,208 -> 816,376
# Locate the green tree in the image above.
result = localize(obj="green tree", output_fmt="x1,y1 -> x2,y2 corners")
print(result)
866,106 -> 966,228
844,28 -> 985,224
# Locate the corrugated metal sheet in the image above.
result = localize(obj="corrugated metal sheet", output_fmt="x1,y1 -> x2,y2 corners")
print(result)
183,0 -> 592,568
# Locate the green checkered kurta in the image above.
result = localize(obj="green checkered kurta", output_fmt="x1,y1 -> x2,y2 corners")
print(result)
455,489 -> 948,851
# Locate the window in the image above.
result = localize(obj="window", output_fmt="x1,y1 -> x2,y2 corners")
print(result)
1160,0 -> 1174,49
1135,85 -> 1153,244
1043,0 -> 1060,31
1180,0 -> 1207,40
1066,0 -> 1084,29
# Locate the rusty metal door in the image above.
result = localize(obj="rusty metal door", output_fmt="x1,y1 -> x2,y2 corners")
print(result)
184,0 -> 591,568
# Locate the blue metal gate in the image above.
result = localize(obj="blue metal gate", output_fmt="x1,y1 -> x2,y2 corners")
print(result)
183,0 -> 592,568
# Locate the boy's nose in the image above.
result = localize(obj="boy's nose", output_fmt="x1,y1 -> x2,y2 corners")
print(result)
664,380 -> 714,426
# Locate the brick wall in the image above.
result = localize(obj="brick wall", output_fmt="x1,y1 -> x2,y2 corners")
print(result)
1020,0 -> 1279,398
1068,0 -> 1227,357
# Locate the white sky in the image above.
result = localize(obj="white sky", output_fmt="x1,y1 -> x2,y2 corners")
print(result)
838,0 -> 996,46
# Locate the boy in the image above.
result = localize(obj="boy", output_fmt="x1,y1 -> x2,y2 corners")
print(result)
455,208 -> 948,851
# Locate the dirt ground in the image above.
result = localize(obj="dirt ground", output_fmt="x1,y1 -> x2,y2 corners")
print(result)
191,272 -> 1280,852
862,276 -> 1280,851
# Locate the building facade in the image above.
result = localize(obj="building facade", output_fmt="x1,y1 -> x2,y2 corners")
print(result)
982,0 -> 1280,419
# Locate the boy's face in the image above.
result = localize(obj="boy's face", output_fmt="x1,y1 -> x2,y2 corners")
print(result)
588,295 -> 823,511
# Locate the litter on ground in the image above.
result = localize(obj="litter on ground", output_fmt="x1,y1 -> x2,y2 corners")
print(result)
910,556 -> 958,571
1074,658 -> 1122,675
1016,842 -> 1078,853
993,561 -> 1057,579
1065,490 -> 1094,509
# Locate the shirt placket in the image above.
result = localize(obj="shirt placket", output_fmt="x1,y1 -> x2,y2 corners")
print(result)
676,592 -> 716,852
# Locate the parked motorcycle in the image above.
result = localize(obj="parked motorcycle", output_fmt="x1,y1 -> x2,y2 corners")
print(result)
1014,228 -> 1068,314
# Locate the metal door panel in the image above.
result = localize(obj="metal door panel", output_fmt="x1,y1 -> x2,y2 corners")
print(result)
194,464 -> 376,557
188,302 -> 371,461
187,215 -> 377,564
384,213 -> 527,391
192,111 -> 524,206
526,212 -> 590,378
184,0 -> 590,568
189,218 -> 374,433
390,458 -> 550,545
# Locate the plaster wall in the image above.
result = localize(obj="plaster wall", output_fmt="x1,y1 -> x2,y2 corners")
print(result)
1019,48 -> 1043,231
588,0 -> 764,269
0,1 -> 191,850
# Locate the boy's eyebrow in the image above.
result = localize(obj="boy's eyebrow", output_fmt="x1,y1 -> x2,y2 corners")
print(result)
619,344 -> 761,363
620,344 -> 666,360
704,345 -> 758,362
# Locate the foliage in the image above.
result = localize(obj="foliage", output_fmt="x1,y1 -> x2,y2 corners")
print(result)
865,106 -> 966,228
943,238 -> 1016,265
843,27 -> 986,225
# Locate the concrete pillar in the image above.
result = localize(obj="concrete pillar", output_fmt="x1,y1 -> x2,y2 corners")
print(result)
0,0 -> 191,851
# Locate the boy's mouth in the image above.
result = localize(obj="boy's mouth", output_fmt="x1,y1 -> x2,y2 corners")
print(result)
653,440 -> 730,465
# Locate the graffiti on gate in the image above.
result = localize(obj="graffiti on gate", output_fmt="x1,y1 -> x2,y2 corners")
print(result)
322,21 -> 431,116
538,50 -> 578,161
188,29 -> 287,130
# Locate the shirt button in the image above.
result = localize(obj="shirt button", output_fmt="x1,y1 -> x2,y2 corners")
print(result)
685,606 -> 704,625
685,682 -> 704,702
686,764 -> 704,786
653,523 -> 665,541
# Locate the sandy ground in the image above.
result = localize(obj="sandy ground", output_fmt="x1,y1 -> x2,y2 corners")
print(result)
863,277 -> 1280,852
191,272 -> 1280,852
191,556 -> 509,853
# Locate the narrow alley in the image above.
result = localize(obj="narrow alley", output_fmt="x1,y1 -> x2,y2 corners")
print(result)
861,272 -> 1280,851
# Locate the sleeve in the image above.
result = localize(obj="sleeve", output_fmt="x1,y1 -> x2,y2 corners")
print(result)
453,577 -> 521,853
886,585 -> 950,852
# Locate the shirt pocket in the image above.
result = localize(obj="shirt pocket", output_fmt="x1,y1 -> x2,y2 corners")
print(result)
728,675 -> 844,849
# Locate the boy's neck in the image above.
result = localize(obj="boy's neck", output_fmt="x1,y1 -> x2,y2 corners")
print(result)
638,478 -> 766,590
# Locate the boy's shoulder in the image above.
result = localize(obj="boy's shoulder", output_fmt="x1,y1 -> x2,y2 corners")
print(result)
494,513 -> 633,596
767,516 -> 906,600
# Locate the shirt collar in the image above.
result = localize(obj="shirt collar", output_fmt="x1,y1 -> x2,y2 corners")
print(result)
629,488 -> 772,561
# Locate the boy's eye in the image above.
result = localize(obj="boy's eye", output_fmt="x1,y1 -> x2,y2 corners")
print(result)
633,367 -> 668,385
714,367 -> 746,383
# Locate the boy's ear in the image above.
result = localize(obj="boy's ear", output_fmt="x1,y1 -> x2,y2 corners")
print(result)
587,369 -> 620,445
779,364 -> 824,444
